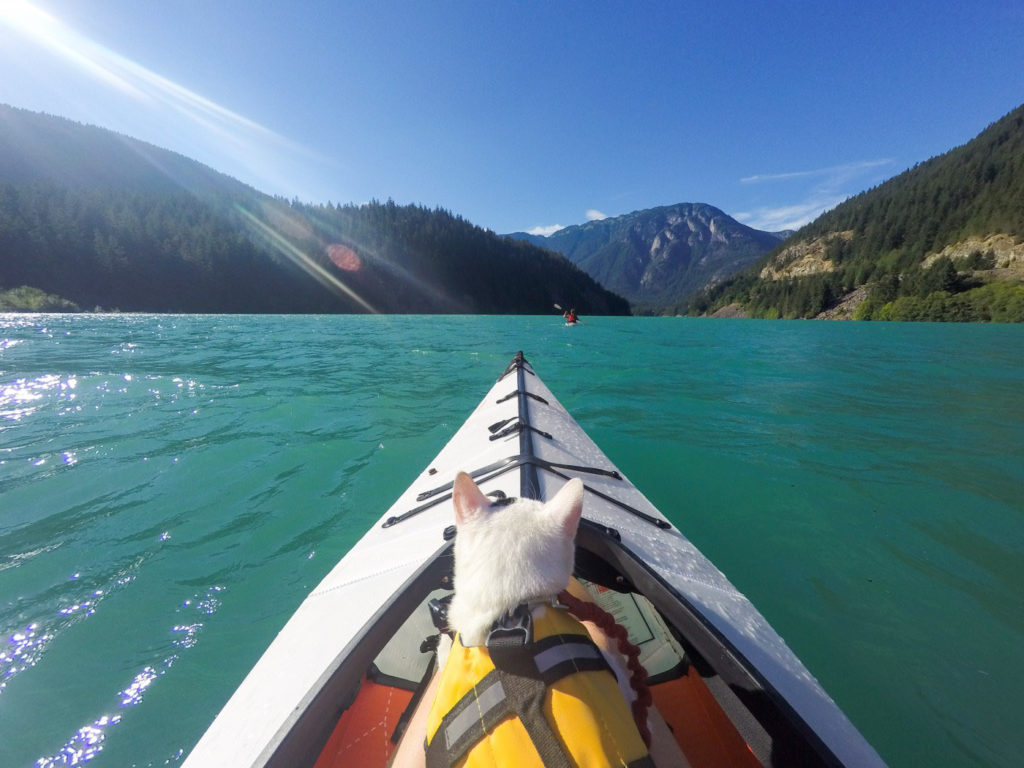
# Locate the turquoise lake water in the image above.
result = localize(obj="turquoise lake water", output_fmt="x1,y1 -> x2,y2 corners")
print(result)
1,313 -> 1022,767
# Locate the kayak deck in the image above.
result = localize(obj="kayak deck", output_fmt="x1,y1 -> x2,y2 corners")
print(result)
183,352 -> 883,768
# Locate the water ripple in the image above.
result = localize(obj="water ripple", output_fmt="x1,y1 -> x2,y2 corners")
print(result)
31,585 -> 223,766
1,315 -> 1021,768
1,568 -> 137,695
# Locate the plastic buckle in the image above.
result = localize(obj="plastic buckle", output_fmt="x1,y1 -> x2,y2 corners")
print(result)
485,603 -> 533,648
428,594 -> 454,634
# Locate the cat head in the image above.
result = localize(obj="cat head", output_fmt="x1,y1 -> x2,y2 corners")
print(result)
446,472 -> 584,646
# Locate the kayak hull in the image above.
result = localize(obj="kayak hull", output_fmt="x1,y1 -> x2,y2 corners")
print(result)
184,353 -> 884,768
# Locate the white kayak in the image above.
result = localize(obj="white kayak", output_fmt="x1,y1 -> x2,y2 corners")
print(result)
183,352 -> 885,768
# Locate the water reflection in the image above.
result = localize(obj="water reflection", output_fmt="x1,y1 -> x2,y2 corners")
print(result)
33,715 -> 123,767
0,375 -> 77,422
2,623 -> 52,692
2,577 -> 129,694
32,586 -> 223,765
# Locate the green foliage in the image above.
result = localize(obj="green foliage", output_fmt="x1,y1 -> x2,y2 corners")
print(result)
0,285 -> 79,311
852,298 -> 882,321
297,200 -> 630,315
901,257 -> 962,297
0,107 -> 629,315
961,249 -> 997,270
857,282 -> 1024,322
869,273 -> 901,303
689,103 -> 1024,322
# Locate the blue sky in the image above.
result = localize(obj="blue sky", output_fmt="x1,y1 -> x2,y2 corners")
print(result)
1,1 -> 1022,236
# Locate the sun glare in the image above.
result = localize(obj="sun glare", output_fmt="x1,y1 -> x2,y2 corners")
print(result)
0,0 -> 57,34
0,0 -> 312,195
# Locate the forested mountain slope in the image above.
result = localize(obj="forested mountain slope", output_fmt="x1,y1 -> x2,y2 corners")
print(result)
691,103 -> 1024,321
0,105 -> 629,314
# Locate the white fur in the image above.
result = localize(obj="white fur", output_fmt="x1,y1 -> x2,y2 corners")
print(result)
447,473 -> 584,646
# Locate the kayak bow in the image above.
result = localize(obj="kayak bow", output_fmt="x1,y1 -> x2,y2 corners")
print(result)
183,352 -> 884,768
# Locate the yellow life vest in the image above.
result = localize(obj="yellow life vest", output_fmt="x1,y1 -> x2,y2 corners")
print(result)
425,604 -> 652,768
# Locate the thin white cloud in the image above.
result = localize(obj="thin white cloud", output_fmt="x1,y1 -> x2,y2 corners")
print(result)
585,209 -> 608,221
735,194 -> 848,232
741,169 -> 821,184
736,157 -> 895,231
740,158 -> 893,185
527,224 -> 565,237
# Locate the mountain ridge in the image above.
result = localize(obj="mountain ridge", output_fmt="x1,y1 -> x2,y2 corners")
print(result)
0,104 -> 629,315
506,203 -> 787,310
691,103 -> 1024,321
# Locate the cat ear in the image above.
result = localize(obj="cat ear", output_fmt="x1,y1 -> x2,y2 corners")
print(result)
452,472 -> 491,525
546,477 -> 584,537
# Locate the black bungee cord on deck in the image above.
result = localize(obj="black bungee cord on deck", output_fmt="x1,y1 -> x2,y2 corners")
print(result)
381,352 -> 670,530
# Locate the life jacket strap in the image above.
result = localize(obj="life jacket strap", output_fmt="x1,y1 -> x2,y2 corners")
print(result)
425,633 -> 615,768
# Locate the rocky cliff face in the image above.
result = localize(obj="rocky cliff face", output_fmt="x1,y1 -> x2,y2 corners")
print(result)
758,231 -> 853,280
923,234 -> 1024,270
508,203 -> 786,309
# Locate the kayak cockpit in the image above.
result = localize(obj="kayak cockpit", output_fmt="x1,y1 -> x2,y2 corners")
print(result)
265,529 -> 839,768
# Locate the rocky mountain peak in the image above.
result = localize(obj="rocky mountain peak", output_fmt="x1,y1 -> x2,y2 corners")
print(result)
508,203 -> 786,309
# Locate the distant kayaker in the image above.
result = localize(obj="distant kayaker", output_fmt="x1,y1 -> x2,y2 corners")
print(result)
564,308 -> 578,323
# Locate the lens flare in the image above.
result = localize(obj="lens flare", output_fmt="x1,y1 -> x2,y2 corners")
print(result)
236,205 -> 377,313
327,244 -> 362,272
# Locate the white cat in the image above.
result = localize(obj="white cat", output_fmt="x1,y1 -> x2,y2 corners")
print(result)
446,471 -> 583,647
403,474 -> 669,767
